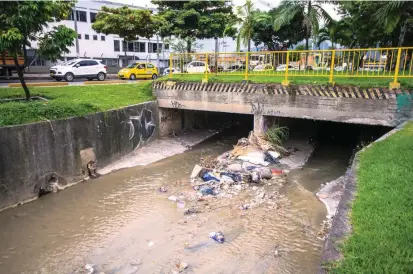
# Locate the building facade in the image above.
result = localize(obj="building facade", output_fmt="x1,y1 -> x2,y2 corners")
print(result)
28,1 -> 170,70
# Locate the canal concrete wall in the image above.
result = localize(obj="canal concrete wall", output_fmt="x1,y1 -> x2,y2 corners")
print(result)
0,101 -> 159,210
154,81 -> 413,128
317,121 -> 410,273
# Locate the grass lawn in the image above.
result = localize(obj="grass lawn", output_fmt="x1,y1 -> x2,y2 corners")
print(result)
0,82 -> 154,126
330,122 -> 413,273
161,74 -> 413,89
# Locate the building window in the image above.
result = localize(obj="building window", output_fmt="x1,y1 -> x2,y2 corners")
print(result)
128,42 -> 134,52
122,41 -> 127,52
93,35 -> 98,41
101,36 -> 105,41
149,43 -> 160,53
134,42 -> 146,52
78,11 -> 87,22
164,43 -> 169,50
85,34 -> 90,40
68,10 -> 87,22
114,40 -> 120,52
78,34 -> 81,39
90,12 -> 97,23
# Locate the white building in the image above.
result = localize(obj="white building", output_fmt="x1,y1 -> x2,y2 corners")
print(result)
28,0 -> 170,71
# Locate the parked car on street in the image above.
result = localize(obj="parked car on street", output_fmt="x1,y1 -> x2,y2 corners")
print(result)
185,61 -> 210,73
253,64 -> 275,72
209,65 -> 224,73
163,67 -> 181,76
223,64 -> 246,73
118,62 -> 158,80
50,59 -> 107,82
275,64 -> 299,71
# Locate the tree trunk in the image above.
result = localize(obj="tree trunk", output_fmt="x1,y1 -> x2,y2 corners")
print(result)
23,36 -> 27,66
186,39 -> 192,53
305,0 -> 311,68
247,39 -> 251,70
398,20 -> 408,47
156,35 -> 160,68
13,53 -> 30,100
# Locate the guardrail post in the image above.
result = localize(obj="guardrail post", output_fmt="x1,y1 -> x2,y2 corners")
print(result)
169,53 -> 173,79
203,53 -> 208,83
245,52 -> 249,81
390,48 -> 402,89
329,50 -> 336,85
282,51 -> 290,86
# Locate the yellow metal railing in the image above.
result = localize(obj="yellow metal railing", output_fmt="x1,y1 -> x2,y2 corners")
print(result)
168,47 -> 413,88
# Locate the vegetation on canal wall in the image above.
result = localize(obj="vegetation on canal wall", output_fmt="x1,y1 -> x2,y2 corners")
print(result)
0,82 -> 154,126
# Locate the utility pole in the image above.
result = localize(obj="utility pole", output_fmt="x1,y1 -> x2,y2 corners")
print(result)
162,37 -> 166,69
73,9 -> 80,58
156,35 -> 160,68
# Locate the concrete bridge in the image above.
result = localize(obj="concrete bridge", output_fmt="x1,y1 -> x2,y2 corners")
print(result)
153,81 -> 413,132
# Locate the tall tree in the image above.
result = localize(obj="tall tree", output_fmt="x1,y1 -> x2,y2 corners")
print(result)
253,8 -> 305,50
317,21 -> 338,49
235,0 -> 255,52
0,1 -> 76,100
92,6 -> 157,66
154,0 -> 236,53
272,0 -> 332,51
375,1 -> 413,47
337,1 -> 395,48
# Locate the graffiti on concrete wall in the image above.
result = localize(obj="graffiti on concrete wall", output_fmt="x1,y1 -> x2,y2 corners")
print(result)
250,102 -> 282,116
123,109 -> 156,148
250,102 -> 263,114
264,110 -> 282,116
171,100 -> 185,108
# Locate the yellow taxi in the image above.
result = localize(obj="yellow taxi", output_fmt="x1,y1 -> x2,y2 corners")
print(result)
117,62 -> 158,80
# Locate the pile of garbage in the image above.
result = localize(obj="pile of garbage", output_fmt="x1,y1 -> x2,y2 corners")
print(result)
188,132 -> 289,203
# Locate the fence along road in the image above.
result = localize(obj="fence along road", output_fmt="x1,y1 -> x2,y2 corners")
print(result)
169,47 -> 413,89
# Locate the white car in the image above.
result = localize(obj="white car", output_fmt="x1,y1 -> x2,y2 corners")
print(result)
185,61 -> 210,73
163,67 -> 181,76
50,59 -> 107,82
276,64 -> 299,71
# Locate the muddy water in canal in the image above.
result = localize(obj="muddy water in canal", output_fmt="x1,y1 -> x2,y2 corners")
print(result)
0,129 -> 351,274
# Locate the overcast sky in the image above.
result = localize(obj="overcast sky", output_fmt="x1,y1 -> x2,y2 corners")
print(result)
109,0 -> 340,51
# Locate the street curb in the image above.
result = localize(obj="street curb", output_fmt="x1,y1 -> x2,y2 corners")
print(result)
8,82 -> 69,87
83,80 -> 125,85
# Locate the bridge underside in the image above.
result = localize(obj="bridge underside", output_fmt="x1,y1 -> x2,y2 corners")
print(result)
154,81 -> 413,132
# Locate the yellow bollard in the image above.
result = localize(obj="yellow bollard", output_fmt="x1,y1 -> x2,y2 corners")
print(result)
245,52 -> 249,81
282,51 -> 290,86
329,50 -> 336,85
390,48 -> 402,89
169,53 -> 173,79
203,53 -> 208,83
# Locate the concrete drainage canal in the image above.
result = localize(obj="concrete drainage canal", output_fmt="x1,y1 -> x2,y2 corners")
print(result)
0,115 -> 391,274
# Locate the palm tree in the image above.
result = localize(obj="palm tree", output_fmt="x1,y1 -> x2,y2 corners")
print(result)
375,1 -> 413,47
317,21 -> 338,49
272,0 -> 332,51
236,0 -> 255,52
